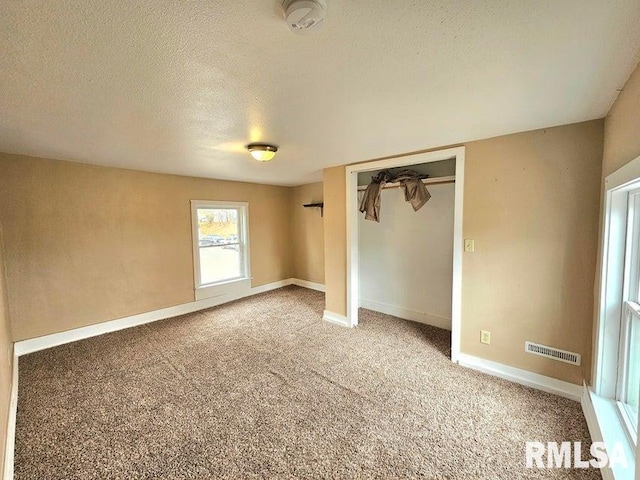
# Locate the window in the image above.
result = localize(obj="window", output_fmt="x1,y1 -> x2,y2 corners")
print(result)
593,158 -> 640,480
616,189 -> 640,442
191,201 -> 249,289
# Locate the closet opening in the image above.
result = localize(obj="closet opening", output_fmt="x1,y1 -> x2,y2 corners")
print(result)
345,147 -> 465,362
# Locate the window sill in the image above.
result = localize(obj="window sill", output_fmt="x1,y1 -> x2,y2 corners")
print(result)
195,277 -> 252,301
585,387 -> 636,479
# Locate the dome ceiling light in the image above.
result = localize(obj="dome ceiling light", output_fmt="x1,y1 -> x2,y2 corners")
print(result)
246,143 -> 278,162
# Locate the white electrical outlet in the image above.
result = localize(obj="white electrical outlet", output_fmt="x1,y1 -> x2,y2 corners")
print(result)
480,330 -> 491,344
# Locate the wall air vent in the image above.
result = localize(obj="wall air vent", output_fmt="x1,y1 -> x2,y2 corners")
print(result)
524,341 -> 581,366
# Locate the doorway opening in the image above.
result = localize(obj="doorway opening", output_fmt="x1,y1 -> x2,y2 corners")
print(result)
345,147 -> 465,362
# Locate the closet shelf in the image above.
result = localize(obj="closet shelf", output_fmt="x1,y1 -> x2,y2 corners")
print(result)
357,175 -> 455,191
303,203 -> 324,217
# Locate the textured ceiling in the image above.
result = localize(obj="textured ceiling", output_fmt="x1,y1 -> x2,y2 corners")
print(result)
1,1 -> 640,186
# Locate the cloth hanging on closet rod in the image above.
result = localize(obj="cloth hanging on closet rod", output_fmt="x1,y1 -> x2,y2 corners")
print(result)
358,173 -> 387,222
394,170 -> 431,212
359,169 -> 434,222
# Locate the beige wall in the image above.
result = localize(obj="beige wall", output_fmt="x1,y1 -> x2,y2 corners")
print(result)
323,167 -> 347,315
591,63 -> 640,382
603,62 -> 640,177
323,120 -> 604,385
461,121 -> 603,385
0,153 -> 293,341
290,183 -> 325,284
0,222 -> 13,476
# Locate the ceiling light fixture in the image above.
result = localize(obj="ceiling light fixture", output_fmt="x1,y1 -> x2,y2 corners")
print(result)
246,143 -> 278,162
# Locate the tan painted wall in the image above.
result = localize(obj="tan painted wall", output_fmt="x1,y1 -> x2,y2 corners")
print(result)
323,167 -> 347,315
461,121 -> 603,385
0,153 -> 293,341
591,63 -> 640,382
603,62 -> 640,177
0,223 -> 13,476
323,120 -> 604,385
290,183 -> 324,285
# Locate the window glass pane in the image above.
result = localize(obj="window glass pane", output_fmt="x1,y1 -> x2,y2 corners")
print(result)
197,208 -> 238,246
197,208 -> 242,285
624,316 -> 640,429
199,245 -> 241,285
634,193 -> 640,303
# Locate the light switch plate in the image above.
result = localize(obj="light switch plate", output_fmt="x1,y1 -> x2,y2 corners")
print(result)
464,239 -> 475,252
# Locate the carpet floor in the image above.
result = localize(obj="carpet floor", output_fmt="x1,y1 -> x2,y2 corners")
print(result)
16,286 -> 600,479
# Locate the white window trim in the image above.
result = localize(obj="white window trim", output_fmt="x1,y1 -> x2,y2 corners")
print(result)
190,200 -> 251,301
592,155 -> 640,480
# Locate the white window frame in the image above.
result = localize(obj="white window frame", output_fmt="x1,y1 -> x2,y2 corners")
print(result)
592,155 -> 640,480
614,189 -> 640,445
190,200 -> 251,300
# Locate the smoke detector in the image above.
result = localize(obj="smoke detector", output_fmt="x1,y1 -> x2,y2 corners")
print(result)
282,0 -> 327,34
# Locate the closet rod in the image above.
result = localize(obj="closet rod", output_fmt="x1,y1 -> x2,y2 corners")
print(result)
357,175 -> 455,191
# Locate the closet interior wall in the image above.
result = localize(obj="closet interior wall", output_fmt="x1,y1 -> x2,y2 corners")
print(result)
357,160 -> 456,330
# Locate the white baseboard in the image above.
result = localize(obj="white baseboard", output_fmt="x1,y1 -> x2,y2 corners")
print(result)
322,310 -> 350,327
457,353 -> 582,401
291,278 -> 325,292
15,278 -> 319,356
252,279 -> 293,295
359,299 -> 451,330
3,353 -> 17,480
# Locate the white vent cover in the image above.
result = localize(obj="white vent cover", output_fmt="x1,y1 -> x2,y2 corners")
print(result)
283,0 -> 327,34
524,341 -> 581,366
